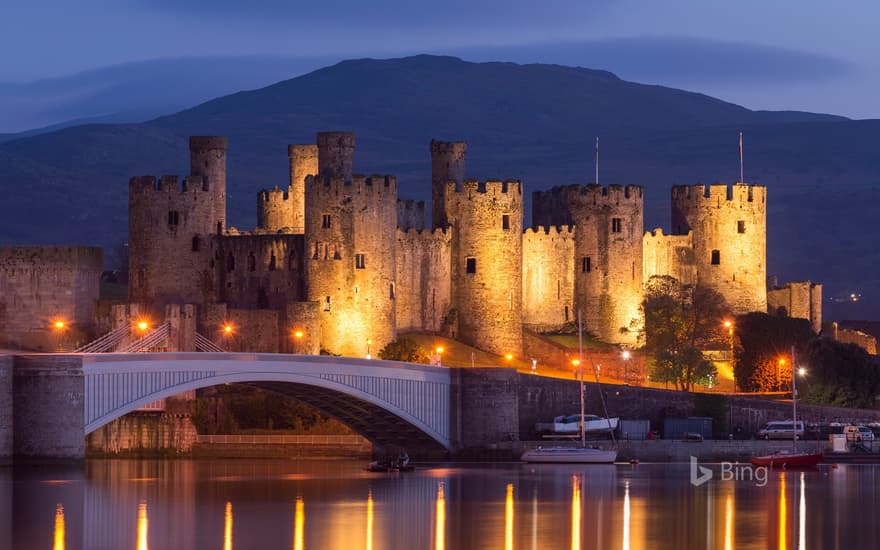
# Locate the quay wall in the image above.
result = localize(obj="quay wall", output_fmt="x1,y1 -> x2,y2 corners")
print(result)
0,356 -> 11,459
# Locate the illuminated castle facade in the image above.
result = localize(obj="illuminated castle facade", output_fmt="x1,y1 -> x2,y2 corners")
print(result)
127,132 -> 769,357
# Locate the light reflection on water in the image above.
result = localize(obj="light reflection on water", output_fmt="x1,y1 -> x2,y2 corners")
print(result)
2,460 -> 880,549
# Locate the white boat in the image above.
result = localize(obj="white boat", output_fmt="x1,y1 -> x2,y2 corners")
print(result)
536,414 -> 619,436
521,446 -> 617,464
521,309 -> 619,464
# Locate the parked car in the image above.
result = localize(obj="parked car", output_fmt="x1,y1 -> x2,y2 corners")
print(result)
757,421 -> 804,440
843,425 -> 875,442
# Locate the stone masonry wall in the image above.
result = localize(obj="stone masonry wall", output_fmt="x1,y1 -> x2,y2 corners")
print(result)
522,226 -> 575,331
671,184 -> 767,314
642,228 -> 697,287
767,280 -> 822,333
216,233 -> 305,309
395,228 -> 452,334
0,246 -> 103,351
0,356 -> 11,458
445,180 -> 523,356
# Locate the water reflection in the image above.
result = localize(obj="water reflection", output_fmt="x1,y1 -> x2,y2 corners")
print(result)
224,502 -> 232,550
293,497 -> 304,550
137,501 -> 148,550
53,504 -> 65,550
505,483 -> 514,550
435,482 -> 445,550
6,460 -> 880,549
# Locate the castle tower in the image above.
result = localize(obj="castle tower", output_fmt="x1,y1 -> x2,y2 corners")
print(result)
129,136 -> 227,304
317,132 -> 355,180
189,136 -> 228,234
304,133 -> 397,356
445,180 -> 523,357
671,183 -> 767,314
430,140 -> 467,229
288,144 -> 318,233
533,184 -> 644,344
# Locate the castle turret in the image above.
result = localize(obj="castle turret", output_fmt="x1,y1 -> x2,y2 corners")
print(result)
533,184 -> 644,344
671,183 -> 767,314
304,133 -> 397,356
288,144 -> 318,233
430,140 -> 467,229
189,136 -> 227,234
317,132 -> 355,180
445,180 -> 523,356
256,187 -> 291,232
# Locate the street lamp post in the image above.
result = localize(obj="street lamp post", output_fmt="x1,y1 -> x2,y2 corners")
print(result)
366,339 -> 373,360
723,320 -> 735,392
292,329 -> 304,354
52,320 -> 66,352
621,349 -> 631,384
435,346 -> 444,367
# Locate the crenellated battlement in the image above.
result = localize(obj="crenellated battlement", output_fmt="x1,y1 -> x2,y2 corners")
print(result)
306,174 -> 398,198
129,175 -> 209,195
523,225 -> 575,237
0,245 -> 103,268
643,227 -> 694,240
671,183 -> 766,206
189,136 -> 228,151
396,226 -> 452,239
534,183 -> 643,205
258,186 -> 291,203
445,179 -> 523,196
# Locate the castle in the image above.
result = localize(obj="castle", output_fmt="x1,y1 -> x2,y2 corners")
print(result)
123,131 -> 778,358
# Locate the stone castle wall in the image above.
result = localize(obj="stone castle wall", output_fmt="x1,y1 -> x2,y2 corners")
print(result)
395,228 -> 452,334
445,180 -> 523,356
128,137 -> 227,305
0,246 -> 103,351
767,280 -> 822,333
642,228 -> 697,286
522,226 -> 575,331
305,170 -> 399,357
215,233 -> 305,309
256,144 -> 318,234
533,184 -> 644,344
671,184 -> 767,314
397,199 -> 426,231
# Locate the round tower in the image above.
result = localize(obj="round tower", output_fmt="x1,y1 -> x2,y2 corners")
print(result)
317,132 -> 355,180
445,179 -> 523,357
304,168 -> 398,357
288,144 -> 318,234
534,184 -> 644,344
430,140 -> 467,229
671,183 -> 767,314
256,187 -> 291,232
189,136 -> 228,234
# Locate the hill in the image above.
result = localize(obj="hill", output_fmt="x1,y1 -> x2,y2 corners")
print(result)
0,55 -> 877,318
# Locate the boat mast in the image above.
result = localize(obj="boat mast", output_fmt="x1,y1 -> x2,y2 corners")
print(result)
791,345 -> 798,450
578,309 -> 585,447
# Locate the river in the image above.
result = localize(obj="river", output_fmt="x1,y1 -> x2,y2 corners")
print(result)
1,459 -> 878,549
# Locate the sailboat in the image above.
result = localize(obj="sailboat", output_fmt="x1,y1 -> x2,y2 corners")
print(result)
750,346 -> 822,468
521,310 -> 618,464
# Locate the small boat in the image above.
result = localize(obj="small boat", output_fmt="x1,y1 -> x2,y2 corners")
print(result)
750,450 -> 823,469
366,449 -> 413,472
521,446 -> 617,464
535,414 -> 619,436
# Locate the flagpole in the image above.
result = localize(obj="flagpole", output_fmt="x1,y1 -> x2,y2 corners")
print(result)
739,132 -> 744,183
595,136 -> 599,185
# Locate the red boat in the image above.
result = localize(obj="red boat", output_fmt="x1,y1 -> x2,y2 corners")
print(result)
750,451 -> 823,468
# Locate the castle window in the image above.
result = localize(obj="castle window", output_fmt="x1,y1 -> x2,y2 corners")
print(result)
226,253 -> 235,272
355,253 -> 366,269
466,257 -> 477,274
711,250 -> 721,265
564,305 -> 570,321
248,252 -> 256,272
611,218 -> 622,233
502,214 -> 510,231
737,220 -> 746,234
582,257 -> 592,273
269,253 -> 277,271
167,210 -> 179,226
137,269 -> 145,287
322,214 -> 332,229
191,236 -> 201,252
324,296 -> 331,311
217,222 -> 222,235
390,283 -> 396,300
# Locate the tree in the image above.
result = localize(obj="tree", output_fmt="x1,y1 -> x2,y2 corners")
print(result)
733,312 -> 815,392
641,276 -> 729,391
798,337 -> 880,409
378,337 -> 430,364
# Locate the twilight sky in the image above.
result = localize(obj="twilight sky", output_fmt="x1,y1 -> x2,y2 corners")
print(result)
1,0 -> 878,119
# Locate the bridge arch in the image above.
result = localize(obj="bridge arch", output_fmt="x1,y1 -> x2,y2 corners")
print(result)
82,353 -> 452,451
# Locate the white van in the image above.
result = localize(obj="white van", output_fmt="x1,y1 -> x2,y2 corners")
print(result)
844,425 -> 875,442
757,421 -> 805,440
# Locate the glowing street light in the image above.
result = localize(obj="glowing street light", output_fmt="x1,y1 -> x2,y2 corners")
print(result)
505,353 -> 514,361
223,324 -> 233,335
366,339 -> 373,360
136,320 -> 149,331
797,367 -> 807,377
622,349 -> 631,384
435,346 -> 444,367
53,320 -> 65,330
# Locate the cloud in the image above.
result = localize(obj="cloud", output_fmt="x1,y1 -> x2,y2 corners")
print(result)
446,37 -> 854,85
